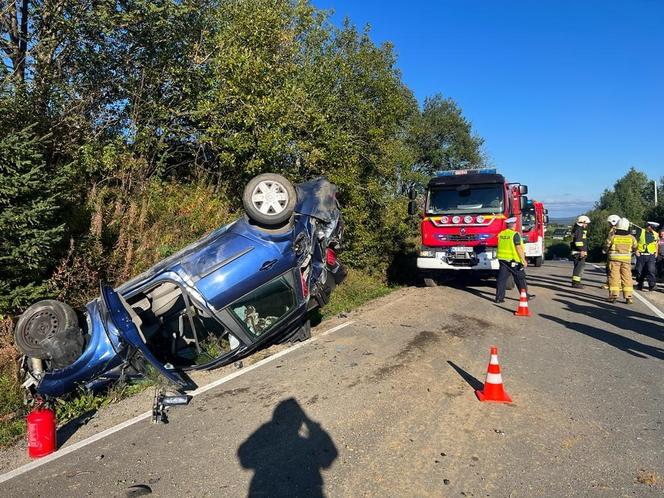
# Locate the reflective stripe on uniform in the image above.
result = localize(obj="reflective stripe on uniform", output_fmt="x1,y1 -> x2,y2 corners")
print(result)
572,276 -> 582,282
608,235 -> 635,262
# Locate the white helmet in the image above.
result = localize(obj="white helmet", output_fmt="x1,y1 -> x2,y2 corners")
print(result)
617,217 -> 630,231
577,215 -> 591,224
606,214 -> 621,226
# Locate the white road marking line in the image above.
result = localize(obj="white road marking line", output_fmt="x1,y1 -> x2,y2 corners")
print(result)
592,264 -> 664,320
632,292 -> 664,320
0,320 -> 355,485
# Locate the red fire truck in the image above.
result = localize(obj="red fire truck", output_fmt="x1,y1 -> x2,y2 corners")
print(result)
408,168 -> 529,287
522,199 -> 549,267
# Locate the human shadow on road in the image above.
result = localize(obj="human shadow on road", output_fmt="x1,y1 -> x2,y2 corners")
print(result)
447,361 -> 484,390
237,398 -> 338,498
551,297 -> 664,344
541,307 -> 664,360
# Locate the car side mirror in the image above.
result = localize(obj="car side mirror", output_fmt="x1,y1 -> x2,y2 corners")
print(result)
545,215 -> 550,224
519,185 -> 528,195
519,196 -> 527,211
408,200 -> 417,216
408,187 -> 417,200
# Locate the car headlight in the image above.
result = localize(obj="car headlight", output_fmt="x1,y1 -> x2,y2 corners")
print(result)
476,215 -> 485,223
452,216 -> 461,224
464,215 -> 473,223
440,216 -> 449,224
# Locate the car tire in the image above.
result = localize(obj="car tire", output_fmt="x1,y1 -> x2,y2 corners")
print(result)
14,300 -> 84,366
242,173 -> 297,226
534,256 -> 543,267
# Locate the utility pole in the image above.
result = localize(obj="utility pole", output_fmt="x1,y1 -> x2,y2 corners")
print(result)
655,180 -> 658,206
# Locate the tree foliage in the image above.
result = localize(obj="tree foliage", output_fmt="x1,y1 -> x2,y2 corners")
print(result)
0,124 -> 68,311
0,0 -> 485,314
585,168 -> 663,260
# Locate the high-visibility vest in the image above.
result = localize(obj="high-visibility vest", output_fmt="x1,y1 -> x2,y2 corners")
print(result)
637,230 -> 659,254
608,234 -> 635,262
497,229 -> 523,263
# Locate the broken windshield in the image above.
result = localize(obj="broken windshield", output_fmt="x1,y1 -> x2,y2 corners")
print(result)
426,184 -> 504,214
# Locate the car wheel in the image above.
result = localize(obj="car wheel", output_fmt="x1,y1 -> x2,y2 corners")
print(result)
423,278 -> 437,287
242,173 -> 297,226
14,300 -> 84,366
534,256 -> 543,267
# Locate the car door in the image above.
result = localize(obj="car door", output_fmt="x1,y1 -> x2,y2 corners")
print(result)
100,284 -> 189,388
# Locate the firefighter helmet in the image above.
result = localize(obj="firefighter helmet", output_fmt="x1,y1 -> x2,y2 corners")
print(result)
577,215 -> 591,224
617,217 -> 630,231
606,214 -> 621,226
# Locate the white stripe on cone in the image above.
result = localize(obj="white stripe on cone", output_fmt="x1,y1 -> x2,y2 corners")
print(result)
485,372 -> 503,384
519,301 -> 528,307
490,354 -> 499,365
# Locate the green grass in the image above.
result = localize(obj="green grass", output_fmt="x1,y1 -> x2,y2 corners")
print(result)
322,269 -> 395,319
0,373 -> 26,447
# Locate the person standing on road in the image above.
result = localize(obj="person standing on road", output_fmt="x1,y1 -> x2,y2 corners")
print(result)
604,217 -> 638,304
602,214 -> 621,289
635,221 -> 660,291
657,228 -> 664,279
571,215 -> 591,288
495,217 -> 534,303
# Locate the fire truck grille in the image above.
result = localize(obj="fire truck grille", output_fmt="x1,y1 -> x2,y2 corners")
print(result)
447,234 -> 480,242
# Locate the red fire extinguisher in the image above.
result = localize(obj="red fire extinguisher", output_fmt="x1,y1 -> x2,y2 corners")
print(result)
27,398 -> 56,459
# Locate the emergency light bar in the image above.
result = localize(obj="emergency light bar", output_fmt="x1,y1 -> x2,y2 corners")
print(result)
435,168 -> 497,177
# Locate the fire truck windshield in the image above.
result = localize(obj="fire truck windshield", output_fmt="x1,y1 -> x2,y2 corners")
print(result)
426,184 -> 504,215
522,207 -> 536,230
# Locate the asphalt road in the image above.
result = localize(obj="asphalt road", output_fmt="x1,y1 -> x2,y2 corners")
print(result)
2,262 -> 663,497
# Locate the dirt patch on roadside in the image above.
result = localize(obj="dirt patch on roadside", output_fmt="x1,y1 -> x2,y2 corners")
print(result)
635,469 -> 660,487
442,314 -> 492,338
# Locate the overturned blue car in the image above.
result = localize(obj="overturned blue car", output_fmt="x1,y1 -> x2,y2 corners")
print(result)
15,174 -> 346,399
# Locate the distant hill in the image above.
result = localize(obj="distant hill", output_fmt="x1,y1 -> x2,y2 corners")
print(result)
549,217 -> 575,226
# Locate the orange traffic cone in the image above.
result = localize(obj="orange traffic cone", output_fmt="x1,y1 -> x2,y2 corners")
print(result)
514,289 -> 531,317
475,346 -> 512,403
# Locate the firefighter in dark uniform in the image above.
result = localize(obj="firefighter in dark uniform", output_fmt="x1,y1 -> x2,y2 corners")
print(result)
571,215 -> 590,288
495,217 -> 533,303
636,221 -> 660,291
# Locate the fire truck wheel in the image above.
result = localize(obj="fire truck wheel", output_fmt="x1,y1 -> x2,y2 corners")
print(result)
423,278 -> 437,287
534,256 -> 543,267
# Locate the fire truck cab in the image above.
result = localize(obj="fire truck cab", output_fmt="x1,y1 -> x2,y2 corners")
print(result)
522,199 -> 549,267
409,168 -> 528,286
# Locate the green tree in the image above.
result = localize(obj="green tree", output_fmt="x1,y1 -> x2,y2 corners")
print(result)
408,94 -> 486,175
0,125 -> 68,313
586,168 -> 657,260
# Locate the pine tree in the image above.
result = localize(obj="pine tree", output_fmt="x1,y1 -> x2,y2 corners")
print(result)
0,126 -> 66,314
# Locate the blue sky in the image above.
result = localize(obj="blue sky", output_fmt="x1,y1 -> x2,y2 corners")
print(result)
314,0 -> 664,217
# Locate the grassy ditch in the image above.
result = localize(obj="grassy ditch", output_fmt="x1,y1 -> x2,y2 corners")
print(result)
0,269 -> 396,449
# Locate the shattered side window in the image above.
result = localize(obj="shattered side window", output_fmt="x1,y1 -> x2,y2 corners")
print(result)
229,274 -> 296,337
